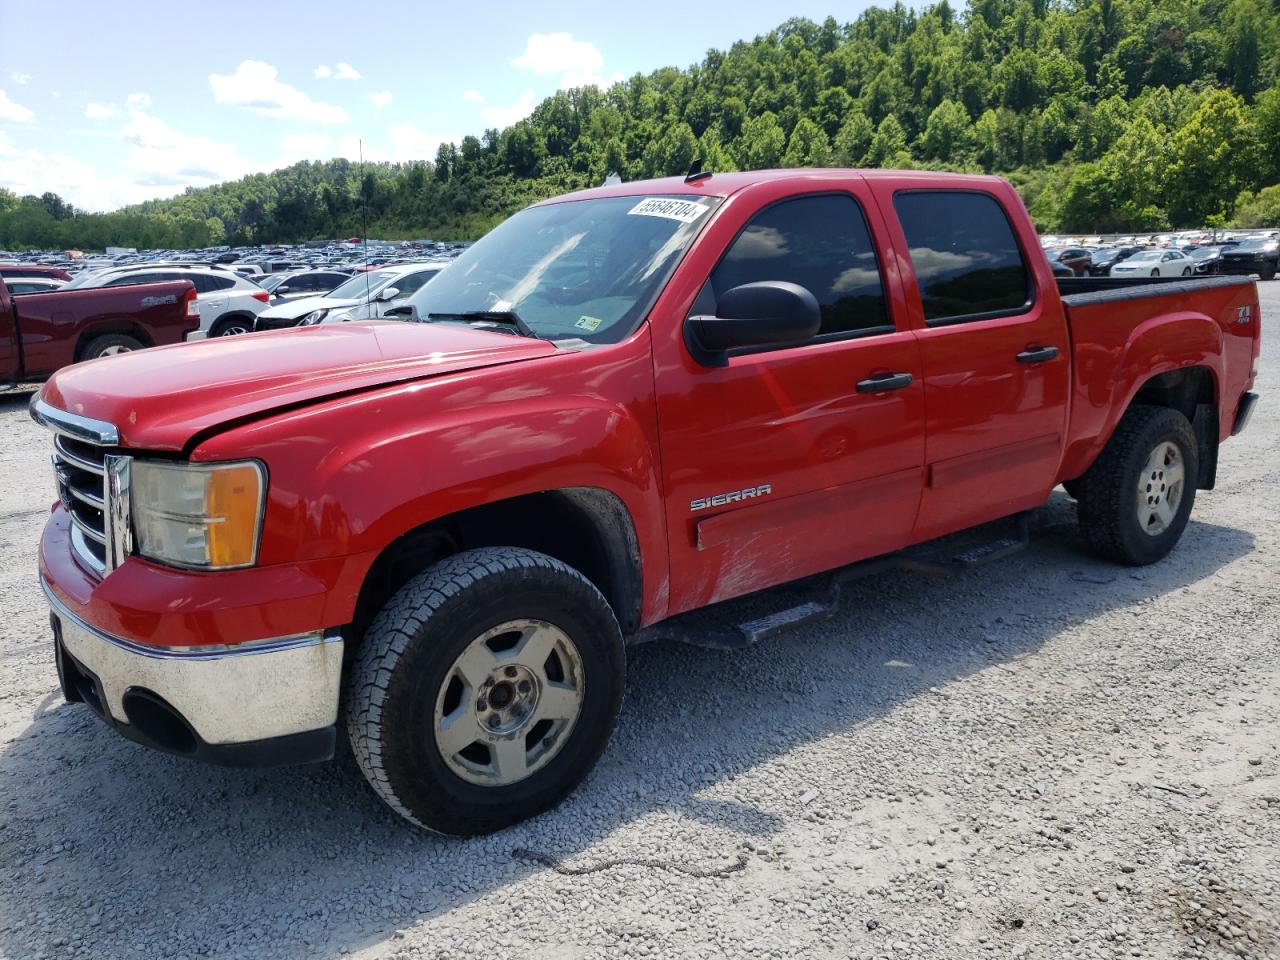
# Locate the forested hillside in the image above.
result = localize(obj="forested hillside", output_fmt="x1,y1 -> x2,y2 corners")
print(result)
4,0 -> 1280,249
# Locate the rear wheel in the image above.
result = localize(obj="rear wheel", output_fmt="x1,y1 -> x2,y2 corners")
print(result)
1075,405 -> 1198,565
1181,266 -> 1192,276
345,547 -> 625,834
81,333 -> 143,361
1261,264 -> 1277,281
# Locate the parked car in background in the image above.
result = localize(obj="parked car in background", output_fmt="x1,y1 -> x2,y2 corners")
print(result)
70,267 -> 271,337
0,263 -> 74,282
1087,246 -> 1141,276
1050,259 -> 1074,278
1219,238 -> 1279,280
5,278 -> 67,295
1187,246 -> 1224,275
261,269 -> 354,304
1047,246 -> 1092,276
254,262 -> 445,330
1109,249 -> 1195,277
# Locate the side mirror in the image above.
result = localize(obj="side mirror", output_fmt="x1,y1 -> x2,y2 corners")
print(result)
382,305 -> 420,322
684,281 -> 821,367
275,285 -> 291,295
377,286 -> 399,302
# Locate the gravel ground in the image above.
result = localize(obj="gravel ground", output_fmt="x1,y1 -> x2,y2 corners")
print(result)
0,286 -> 1277,960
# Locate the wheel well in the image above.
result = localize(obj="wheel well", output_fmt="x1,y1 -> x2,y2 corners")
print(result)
1129,365 -> 1218,489
349,487 -> 644,646
74,322 -> 155,361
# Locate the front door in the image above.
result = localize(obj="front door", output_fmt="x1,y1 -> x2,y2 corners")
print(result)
873,186 -> 1070,541
653,184 -> 926,614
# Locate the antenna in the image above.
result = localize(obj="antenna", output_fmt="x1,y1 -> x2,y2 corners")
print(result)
685,158 -> 710,183
361,138 -> 371,305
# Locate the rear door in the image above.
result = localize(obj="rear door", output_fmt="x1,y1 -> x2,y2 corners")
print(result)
0,286 -> 17,381
653,184 -> 927,613
876,187 -> 1070,540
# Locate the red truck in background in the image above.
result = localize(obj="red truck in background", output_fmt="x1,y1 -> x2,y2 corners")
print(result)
1,279 -> 199,384
0,263 -> 74,282
32,169 -> 1261,835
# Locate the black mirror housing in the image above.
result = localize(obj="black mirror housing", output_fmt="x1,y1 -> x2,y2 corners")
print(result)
685,281 -> 821,366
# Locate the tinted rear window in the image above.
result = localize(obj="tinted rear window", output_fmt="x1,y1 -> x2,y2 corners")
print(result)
893,191 -> 1031,324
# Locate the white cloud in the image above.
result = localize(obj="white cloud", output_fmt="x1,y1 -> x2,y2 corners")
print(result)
210,60 -> 349,123
84,102 -> 118,121
369,90 -> 393,110
314,64 -> 332,79
11,72 -> 32,86
387,123 -> 457,162
0,88 -> 35,123
118,110 -> 251,188
511,33 -> 621,89
279,132 -> 335,164
334,62 -> 361,81
480,89 -> 537,128
126,92 -> 151,109
461,89 -> 485,103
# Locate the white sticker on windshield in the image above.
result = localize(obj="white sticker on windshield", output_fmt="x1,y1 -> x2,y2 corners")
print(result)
627,197 -> 710,223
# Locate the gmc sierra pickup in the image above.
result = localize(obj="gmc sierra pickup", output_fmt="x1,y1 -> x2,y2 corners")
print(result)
1,279 -> 199,384
32,170 -> 1261,834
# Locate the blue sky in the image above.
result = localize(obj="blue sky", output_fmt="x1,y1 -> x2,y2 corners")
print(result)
0,0 -> 878,212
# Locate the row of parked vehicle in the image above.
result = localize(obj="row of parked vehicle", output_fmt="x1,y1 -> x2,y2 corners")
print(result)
1,254 -> 457,339
1043,232 -> 1280,281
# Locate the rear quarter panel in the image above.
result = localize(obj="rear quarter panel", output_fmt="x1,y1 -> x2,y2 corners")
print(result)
1059,278 -> 1259,480
13,280 -> 197,378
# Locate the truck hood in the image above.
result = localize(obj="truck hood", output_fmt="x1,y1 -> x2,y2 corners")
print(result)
41,321 -> 559,451
257,295 -> 362,319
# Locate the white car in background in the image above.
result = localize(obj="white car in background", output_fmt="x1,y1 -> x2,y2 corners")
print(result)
1109,249 -> 1195,278
254,262 -> 446,331
65,266 -> 271,337
3,277 -> 67,295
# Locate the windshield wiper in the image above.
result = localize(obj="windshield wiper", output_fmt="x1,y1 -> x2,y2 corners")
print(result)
425,310 -> 538,339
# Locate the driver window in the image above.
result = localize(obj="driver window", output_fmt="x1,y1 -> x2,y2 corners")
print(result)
707,194 -> 889,339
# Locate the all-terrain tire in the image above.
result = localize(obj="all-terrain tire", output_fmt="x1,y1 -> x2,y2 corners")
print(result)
1076,405 -> 1198,565
80,333 -> 144,360
345,547 -> 625,834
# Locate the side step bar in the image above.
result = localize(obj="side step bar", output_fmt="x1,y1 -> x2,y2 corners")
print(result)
633,512 -> 1033,651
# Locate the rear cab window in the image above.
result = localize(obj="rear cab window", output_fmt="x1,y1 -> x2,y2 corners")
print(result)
893,191 -> 1032,325
695,193 -> 891,347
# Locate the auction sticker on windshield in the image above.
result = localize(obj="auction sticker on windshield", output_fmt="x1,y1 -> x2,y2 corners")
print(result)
627,197 -> 711,223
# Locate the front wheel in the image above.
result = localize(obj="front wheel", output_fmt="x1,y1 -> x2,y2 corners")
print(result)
345,547 -> 625,834
211,316 -> 252,337
1075,405 -> 1198,565
1181,266 -> 1192,276
1150,268 -> 1160,277
1261,264 -> 1277,281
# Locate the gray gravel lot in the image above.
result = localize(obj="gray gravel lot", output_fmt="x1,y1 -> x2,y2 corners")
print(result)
1,286 -> 1277,960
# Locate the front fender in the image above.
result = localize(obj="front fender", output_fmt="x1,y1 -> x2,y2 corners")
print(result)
195,333 -> 669,624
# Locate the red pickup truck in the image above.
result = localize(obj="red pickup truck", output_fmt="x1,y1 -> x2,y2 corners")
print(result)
32,170 -> 1260,834
2,279 -> 199,384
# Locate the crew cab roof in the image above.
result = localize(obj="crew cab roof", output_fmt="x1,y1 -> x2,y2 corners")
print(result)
537,168 -> 1014,205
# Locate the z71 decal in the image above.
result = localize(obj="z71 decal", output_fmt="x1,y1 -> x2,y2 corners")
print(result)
690,483 -> 773,512
140,294 -> 177,307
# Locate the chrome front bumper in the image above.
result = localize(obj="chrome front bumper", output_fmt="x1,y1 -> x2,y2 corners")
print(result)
44,579 -> 343,766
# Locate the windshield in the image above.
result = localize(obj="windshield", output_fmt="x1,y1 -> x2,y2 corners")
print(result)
258,274 -> 287,292
328,271 -> 396,300
406,194 -> 721,343
1188,247 -> 1218,259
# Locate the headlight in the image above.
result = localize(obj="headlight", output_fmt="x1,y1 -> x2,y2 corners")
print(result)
131,460 -> 266,569
298,309 -> 329,326
324,309 -> 353,324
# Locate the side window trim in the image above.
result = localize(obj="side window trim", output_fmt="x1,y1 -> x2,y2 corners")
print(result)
893,188 -> 1037,328
695,189 -> 897,355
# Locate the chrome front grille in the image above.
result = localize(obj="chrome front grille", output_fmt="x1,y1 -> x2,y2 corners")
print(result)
31,396 -> 127,579
53,435 -> 111,574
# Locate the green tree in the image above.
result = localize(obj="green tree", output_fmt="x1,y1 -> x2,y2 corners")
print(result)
736,111 -> 787,169
917,98 -> 973,161
866,115 -> 912,167
781,117 -> 832,166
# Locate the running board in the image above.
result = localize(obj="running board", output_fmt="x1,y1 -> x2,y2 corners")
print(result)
632,511 -> 1033,650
